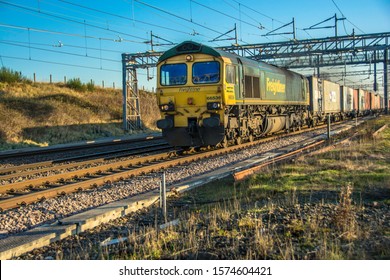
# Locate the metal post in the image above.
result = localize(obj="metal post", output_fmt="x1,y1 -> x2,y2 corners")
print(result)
234,23 -> 238,45
159,181 -> 162,208
150,31 -> 153,52
327,114 -> 331,139
384,49 -> 389,114
292,17 -> 296,40
33,73 -> 36,83
317,55 -> 320,78
121,53 -> 128,130
374,51 -> 377,91
50,74 -> 52,84
161,172 -> 167,222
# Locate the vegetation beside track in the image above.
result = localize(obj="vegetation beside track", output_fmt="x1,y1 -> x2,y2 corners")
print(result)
159,116 -> 389,260
17,116 -> 389,260
0,70 -> 160,151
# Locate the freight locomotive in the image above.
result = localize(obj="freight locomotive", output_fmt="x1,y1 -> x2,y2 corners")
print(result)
156,41 -> 383,148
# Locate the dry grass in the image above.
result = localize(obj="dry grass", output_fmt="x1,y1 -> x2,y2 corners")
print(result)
0,81 -> 160,150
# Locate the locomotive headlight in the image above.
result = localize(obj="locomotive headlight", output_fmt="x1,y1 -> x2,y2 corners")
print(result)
160,102 -> 175,112
207,102 -> 221,110
185,54 -> 193,62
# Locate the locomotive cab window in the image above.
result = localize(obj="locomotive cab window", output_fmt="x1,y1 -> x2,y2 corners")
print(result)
192,61 -> 220,84
160,63 -> 187,86
226,64 -> 236,84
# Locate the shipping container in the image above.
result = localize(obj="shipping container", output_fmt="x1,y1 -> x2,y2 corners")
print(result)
353,89 -> 359,111
364,91 -> 372,112
371,94 -> 376,110
371,93 -> 380,110
358,89 -> 365,113
308,76 -> 321,112
308,76 -> 341,113
341,86 -> 353,112
323,79 -> 341,113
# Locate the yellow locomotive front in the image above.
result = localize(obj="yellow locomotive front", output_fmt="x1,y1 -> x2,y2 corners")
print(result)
156,41 -> 226,147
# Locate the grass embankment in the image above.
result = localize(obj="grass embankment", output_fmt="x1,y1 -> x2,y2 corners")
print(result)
90,116 -> 388,260
0,81 -> 159,151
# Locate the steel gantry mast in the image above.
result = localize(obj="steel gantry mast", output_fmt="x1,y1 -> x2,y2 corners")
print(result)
122,32 -> 390,130
121,52 -> 161,131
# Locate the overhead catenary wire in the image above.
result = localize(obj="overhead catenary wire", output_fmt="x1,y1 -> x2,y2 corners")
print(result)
130,4 -> 208,44
133,0 -> 227,37
1,55 -> 121,73
0,23 -> 142,44
222,0 -> 263,27
231,0 -> 284,25
0,41 -> 121,63
191,0 -> 262,31
0,39 -> 123,54
219,0 -> 295,41
331,0 -> 365,34
230,0 -> 311,40
59,0 -> 192,36
0,0 -> 148,42
133,3 -> 215,42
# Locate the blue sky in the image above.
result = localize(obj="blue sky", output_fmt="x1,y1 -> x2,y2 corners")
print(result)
0,0 -> 389,90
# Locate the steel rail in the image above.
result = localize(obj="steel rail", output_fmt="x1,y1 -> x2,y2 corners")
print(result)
0,135 -> 162,160
0,130 -> 307,210
0,142 -> 170,180
0,118 -> 366,211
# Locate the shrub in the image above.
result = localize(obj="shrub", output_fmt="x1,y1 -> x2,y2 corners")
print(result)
66,78 -> 86,92
86,81 -> 95,92
0,67 -> 29,83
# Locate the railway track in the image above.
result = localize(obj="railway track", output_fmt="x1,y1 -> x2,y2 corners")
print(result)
0,140 -> 170,179
0,134 -> 162,160
0,117 -> 385,262
0,118 -> 364,212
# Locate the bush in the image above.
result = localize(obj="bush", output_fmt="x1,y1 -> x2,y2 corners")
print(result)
86,81 -> 95,92
66,78 -> 86,92
0,67 -> 29,83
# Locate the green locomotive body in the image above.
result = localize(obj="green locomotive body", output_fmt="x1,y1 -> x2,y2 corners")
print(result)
155,41 -> 320,147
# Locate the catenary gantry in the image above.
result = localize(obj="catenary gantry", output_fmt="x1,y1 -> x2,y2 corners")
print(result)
122,32 -> 390,131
